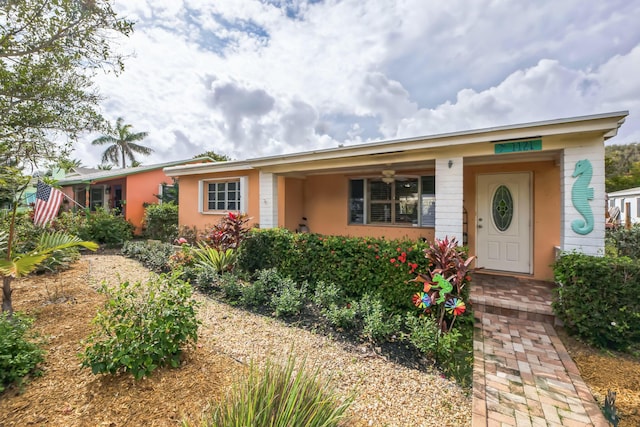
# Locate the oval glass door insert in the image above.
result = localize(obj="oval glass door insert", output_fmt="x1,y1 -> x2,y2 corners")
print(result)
492,185 -> 513,231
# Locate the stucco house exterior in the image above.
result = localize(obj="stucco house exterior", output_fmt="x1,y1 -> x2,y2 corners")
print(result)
58,158 -> 210,234
608,186 -> 640,225
165,112 -> 628,281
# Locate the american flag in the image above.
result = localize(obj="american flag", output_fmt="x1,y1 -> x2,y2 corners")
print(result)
33,181 -> 64,227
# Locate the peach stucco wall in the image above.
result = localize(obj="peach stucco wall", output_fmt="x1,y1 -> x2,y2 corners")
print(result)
464,160 -> 561,281
176,170 -> 261,234
125,169 -> 174,233
300,174 -> 435,241
279,177 -> 305,231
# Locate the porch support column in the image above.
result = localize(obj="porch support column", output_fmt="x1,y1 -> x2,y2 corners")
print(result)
561,142 -> 605,255
435,156 -> 464,242
259,171 -> 278,228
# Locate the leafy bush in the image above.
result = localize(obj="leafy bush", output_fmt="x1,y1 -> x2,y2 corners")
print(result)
606,224 -> 640,259
143,203 -> 179,242
405,314 -> 439,355
238,229 -> 430,311
121,240 -> 175,273
218,273 -> 243,302
203,355 -> 352,427
0,313 -> 44,393
78,208 -> 134,245
240,280 -> 269,308
271,279 -> 307,318
360,294 -> 402,342
313,281 -> 344,308
81,272 -> 200,379
553,253 -> 640,350
322,302 -> 359,330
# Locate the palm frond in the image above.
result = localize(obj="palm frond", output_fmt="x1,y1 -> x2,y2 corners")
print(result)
36,231 -> 99,254
0,254 -> 49,277
91,135 -> 118,146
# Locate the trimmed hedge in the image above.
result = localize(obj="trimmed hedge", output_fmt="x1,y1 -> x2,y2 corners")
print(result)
553,253 -> 640,350
237,228 -> 431,311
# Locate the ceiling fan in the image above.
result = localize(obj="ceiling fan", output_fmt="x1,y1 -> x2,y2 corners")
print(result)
381,169 -> 395,184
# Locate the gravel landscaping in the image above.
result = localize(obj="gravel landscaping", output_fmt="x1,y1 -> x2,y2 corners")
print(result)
0,254 -> 471,426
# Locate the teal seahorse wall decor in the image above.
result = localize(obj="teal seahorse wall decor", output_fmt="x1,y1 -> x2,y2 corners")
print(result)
571,159 -> 594,235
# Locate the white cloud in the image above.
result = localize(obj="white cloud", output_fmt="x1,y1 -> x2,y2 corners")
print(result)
72,0 -> 640,168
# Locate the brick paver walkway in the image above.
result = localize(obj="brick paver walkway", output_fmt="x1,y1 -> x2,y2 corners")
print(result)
471,275 -> 608,427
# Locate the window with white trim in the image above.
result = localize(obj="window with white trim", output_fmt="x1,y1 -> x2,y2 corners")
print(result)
349,176 -> 435,227
199,177 -> 247,213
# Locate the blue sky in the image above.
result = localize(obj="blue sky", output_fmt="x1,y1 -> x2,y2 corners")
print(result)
74,0 -> 640,167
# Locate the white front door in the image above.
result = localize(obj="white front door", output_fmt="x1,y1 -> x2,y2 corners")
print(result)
477,173 -> 531,274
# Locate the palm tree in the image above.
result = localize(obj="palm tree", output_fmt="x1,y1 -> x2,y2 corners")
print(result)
91,117 -> 152,168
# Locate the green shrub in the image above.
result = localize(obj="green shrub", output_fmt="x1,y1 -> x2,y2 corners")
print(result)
606,224 -> 640,259
79,208 -> 134,245
322,302 -> 359,330
218,273 -> 243,303
81,272 -> 200,379
238,229 -> 430,311
0,313 -> 44,393
405,314 -> 439,355
313,281 -> 344,308
359,294 -> 402,342
404,313 -> 472,386
143,203 -> 179,242
121,240 -> 175,272
202,355 -> 352,427
271,279 -> 307,318
240,280 -> 269,308
553,253 -> 640,350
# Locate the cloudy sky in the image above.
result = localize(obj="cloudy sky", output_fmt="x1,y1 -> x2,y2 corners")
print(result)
73,0 -> 640,167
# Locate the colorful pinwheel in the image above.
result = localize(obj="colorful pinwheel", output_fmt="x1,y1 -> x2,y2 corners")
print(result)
412,292 -> 431,309
445,298 -> 466,316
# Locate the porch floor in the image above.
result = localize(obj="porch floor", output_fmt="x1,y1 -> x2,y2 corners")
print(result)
469,273 -> 608,427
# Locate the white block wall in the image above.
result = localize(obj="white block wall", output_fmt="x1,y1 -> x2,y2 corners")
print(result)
561,143 -> 605,255
259,172 -> 278,228
435,156 -> 464,242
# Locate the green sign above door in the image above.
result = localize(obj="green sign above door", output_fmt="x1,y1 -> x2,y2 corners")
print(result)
494,139 -> 542,154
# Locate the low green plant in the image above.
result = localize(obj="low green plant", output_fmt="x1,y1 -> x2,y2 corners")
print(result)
312,281 -> 344,308
360,294 -> 402,342
80,272 -> 201,379
218,273 -> 243,303
0,313 -> 44,393
143,203 -> 179,242
121,240 -> 175,272
404,314 -> 439,355
322,302 -> 359,330
201,354 -> 353,427
271,279 -> 307,318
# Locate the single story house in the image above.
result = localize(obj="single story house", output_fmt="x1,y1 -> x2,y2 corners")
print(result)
165,112 -> 628,281
608,186 -> 640,225
58,158 -> 210,234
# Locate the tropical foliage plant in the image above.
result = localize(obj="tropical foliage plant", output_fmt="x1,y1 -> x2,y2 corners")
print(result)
0,230 -> 98,315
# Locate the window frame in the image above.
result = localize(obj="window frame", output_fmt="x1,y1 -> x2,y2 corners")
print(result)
348,175 -> 435,227
198,177 -> 248,214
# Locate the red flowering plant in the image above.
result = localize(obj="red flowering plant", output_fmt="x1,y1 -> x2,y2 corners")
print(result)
204,212 -> 251,251
411,236 -> 475,332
